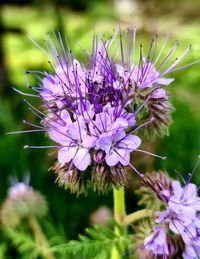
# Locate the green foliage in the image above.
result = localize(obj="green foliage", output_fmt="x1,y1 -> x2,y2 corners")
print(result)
4,228 -> 39,258
0,243 -> 7,258
135,186 -> 162,211
156,98 -> 200,180
51,225 -> 130,259
41,220 -> 67,247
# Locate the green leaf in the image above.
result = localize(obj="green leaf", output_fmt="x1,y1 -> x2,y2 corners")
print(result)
135,186 -> 162,210
4,228 -> 39,258
51,225 -> 130,259
4,227 -> 58,258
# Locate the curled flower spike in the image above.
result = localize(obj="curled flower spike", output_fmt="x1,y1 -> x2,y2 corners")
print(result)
12,28 -> 195,193
142,171 -> 173,202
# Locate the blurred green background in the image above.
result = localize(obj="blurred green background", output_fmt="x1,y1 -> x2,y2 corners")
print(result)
0,0 -> 200,257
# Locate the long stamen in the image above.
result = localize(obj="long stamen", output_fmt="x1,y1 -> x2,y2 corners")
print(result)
188,155 -> 200,183
114,149 -> 144,177
12,87 -> 39,98
154,33 -> 170,65
136,149 -> 166,160
6,129 -> 46,134
174,169 -> 186,184
24,145 -> 60,149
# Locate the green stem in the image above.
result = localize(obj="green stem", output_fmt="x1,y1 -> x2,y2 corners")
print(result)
113,187 -> 126,232
29,216 -> 55,259
122,209 -> 154,226
111,187 -> 126,259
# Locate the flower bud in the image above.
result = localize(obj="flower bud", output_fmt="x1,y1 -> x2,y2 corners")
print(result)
89,206 -> 112,226
93,150 -> 105,164
1,181 -> 48,228
142,171 -> 172,202
150,88 -> 168,99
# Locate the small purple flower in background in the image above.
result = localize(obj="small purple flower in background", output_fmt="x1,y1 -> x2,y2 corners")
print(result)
181,219 -> 200,259
156,207 -> 194,234
169,181 -> 200,215
155,179 -> 200,235
1,176 -> 48,227
142,156 -> 200,258
8,175 -> 31,198
144,226 -> 169,257
155,159 -> 200,234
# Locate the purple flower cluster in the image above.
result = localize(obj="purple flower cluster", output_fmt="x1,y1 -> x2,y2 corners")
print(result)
144,226 -> 169,257
47,106 -> 140,171
143,158 -> 200,258
17,29 -> 192,192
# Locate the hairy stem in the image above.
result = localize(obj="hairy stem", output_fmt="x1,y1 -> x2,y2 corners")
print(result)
122,209 -> 154,226
111,187 -> 126,259
29,216 -> 55,259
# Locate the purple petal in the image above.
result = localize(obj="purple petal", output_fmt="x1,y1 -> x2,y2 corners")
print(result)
151,88 -> 167,99
105,150 -> 119,166
122,135 -> 141,150
58,147 -> 76,165
157,78 -> 174,85
73,148 -> 91,171
117,148 -> 130,166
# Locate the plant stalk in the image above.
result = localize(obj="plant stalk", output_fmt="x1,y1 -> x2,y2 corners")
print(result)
111,187 -> 126,259
122,209 -> 154,226
29,216 -> 55,259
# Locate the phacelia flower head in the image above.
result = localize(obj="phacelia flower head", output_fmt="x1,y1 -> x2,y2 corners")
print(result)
142,156 -> 200,258
13,28 -> 195,194
1,176 -> 48,227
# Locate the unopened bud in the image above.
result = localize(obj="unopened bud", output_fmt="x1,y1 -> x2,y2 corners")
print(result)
150,88 -> 167,99
1,181 -> 48,227
93,150 -> 105,164
89,206 -> 112,226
